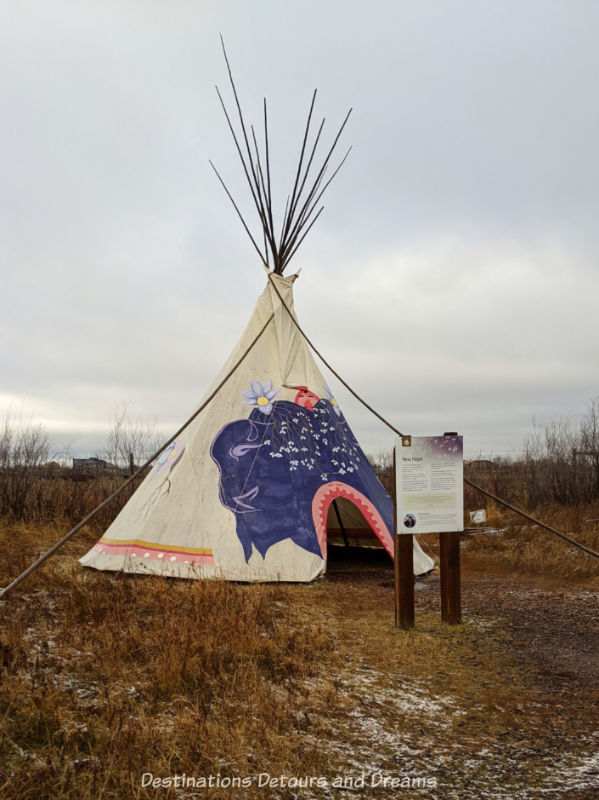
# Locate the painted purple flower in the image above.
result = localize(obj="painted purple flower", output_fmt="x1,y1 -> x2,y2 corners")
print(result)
324,385 -> 341,416
241,380 -> 279,415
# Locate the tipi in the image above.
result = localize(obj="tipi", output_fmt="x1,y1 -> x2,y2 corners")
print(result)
80,54 -> 434,582
80,273 -> 434,580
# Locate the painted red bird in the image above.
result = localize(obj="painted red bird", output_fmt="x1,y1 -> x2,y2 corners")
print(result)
291,385 -> 320,411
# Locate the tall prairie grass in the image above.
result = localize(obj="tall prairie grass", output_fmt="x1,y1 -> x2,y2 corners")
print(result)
461,502 -> 599,585
0,554 -> 331,799
0,470 -> 130,527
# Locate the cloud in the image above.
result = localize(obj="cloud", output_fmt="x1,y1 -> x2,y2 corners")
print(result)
1,0 -> 597,460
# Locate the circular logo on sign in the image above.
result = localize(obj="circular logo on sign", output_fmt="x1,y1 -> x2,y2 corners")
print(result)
403,513 -> 416,529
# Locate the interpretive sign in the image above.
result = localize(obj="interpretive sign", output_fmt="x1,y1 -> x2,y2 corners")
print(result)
395,435 -> 464,534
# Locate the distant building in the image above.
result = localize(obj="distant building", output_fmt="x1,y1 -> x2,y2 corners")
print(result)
72,457 -> 114,473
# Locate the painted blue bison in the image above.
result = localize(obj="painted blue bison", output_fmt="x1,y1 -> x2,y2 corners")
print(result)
210,382 -> 394,562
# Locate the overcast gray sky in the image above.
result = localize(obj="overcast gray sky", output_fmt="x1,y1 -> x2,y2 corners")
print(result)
1,0 -> 597,460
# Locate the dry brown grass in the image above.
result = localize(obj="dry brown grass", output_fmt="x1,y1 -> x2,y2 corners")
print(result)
1,510 -> 597,799
1,554 -> 333,799
0,471 -> 131,527
0,565 -> 523,799
462,501 -> 599,587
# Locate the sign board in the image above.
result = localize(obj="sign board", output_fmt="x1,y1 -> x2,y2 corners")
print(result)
470,509 -> 486,525
395,435 -> 464,534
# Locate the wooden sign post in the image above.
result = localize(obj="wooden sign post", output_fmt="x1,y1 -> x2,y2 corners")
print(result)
394,433 -> 464,629
393,449 -> 415,629
439,431 -> 462,625
440,530 -> 461,624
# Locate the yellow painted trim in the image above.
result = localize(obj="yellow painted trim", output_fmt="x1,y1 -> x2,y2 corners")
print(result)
98,537 -> 212,555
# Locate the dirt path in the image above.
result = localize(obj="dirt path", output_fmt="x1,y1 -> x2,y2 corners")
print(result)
415,571 -> 599,702
321,548 -> 599,799
463,576 -> 598,699
328,547 -> 598,705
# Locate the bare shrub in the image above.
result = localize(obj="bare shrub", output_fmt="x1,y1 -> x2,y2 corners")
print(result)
99,403 -> 161,471
0,406 -> 163,526
368,449 -> 393,494
0,414 -> 49,519
523,398 -> 599,506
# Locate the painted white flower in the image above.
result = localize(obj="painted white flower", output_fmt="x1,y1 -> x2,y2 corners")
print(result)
241,380 -> 279,414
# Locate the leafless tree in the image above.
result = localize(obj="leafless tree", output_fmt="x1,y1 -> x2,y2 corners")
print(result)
99,404 -> 161,472
0,413 -> 50,518
523,398 -> 599,506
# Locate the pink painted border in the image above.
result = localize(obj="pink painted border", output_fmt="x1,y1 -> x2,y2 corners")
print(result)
92,542 -> 214,565
312,481 -> 394,559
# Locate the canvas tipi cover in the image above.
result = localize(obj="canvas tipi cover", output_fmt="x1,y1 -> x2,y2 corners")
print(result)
80,274 -> 434,581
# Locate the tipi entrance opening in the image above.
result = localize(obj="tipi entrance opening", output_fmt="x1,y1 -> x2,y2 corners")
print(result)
311,484 -> 394,559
